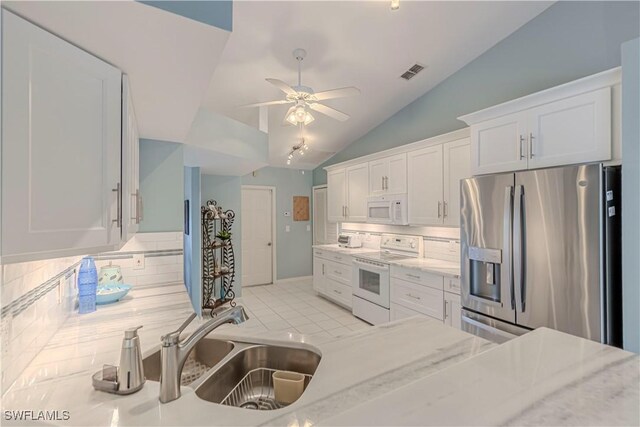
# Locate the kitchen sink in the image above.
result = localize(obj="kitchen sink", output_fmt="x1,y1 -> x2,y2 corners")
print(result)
142,338 -> 234,385
195,344 -> 321,410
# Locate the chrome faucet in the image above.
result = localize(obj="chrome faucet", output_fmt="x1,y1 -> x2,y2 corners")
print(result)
159,306 -> 248,403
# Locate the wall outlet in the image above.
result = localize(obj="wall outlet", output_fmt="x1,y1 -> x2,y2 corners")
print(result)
283,211 -> 291,217
133,253 -> 145,270
285,225 -> 291,232
306,225 -> 311,231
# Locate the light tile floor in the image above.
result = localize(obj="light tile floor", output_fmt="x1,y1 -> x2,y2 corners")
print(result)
232,278 -> 370,339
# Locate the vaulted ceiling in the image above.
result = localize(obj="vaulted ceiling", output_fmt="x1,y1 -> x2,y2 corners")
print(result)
204,1 -> 553,169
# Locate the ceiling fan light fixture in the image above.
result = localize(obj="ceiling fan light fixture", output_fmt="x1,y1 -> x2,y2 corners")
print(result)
286,106 -> 314,126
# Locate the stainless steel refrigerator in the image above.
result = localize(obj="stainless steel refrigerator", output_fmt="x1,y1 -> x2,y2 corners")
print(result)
460,163 -> 622,346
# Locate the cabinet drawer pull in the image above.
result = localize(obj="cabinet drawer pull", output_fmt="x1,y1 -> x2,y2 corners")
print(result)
334,270 -> 342,275
333,289 -> 343,295
406,273 -> 421,280
406,293 -> 421,300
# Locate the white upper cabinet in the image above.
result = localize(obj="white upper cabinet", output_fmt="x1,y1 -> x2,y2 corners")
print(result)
345,163 -> 369,222
369,153 -> 407,195
121,75 -> 141,245
469,112 -> 528,175
459,68 -> 619,175
443,138 -> 471,226
327,168 -> 346,222
408,145 -> 443,225
2,11 -> 123,262
527,88 -> 611,169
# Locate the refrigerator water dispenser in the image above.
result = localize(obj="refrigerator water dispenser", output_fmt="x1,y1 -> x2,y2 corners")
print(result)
468,247 -> 502,303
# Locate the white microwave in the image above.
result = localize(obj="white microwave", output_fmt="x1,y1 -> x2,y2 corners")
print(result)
366,194 -> 408,225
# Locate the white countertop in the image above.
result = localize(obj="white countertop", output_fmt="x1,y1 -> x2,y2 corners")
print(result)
313,244 -> 461,278
0,282 -> 492,426
312,244 -> 379,255
3,282 -> 637,426
388,257 -> 460,278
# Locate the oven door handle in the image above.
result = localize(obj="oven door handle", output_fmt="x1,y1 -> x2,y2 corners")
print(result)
353,259 -> 389,271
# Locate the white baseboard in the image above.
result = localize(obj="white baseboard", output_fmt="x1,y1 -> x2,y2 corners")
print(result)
275,275 -> 312,285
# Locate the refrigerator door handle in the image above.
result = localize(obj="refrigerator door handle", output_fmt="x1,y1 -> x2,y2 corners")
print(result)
514,185 -> 525,313
503,186 -> 514,310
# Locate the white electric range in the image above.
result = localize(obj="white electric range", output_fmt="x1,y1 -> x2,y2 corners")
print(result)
352,234 -> 423,325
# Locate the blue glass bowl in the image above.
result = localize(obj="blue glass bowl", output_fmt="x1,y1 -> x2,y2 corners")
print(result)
96,284 -> 132,305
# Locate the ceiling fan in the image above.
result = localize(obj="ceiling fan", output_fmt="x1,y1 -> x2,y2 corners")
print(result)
239,48 -> 360,125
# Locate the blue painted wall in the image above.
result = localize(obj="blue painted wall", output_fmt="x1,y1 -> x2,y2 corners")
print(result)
242,168 -> 313,280
200,174 -> 243,295
621,38 -> 640,353
313,0 -> 640,185
183,166 -> 201,315
138,1 -> 232,32
139,139 -> 185,232
200,167 -> 313,294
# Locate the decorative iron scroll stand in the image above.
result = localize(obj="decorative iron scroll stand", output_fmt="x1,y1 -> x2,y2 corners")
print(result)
201,200 -> 236,316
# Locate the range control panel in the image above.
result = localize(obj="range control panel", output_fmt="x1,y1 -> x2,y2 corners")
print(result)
380,234 -> 422,255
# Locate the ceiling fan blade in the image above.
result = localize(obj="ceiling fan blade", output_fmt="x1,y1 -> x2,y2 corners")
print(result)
266,78 -> 298,96
282,106 -> 296,126
308,103 -> 350,122
238,99 -> 292,108
312,86 -> 360,101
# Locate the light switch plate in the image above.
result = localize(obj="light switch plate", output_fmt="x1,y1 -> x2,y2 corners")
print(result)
285,225 -> 291,232
306,225 -> 311,231
133,254 -> 145,270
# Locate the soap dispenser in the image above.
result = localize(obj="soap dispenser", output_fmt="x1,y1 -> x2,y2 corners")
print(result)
118,325 -> 145,394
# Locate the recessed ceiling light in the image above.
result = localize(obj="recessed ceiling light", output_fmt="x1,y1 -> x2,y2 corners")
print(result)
390,0 -> 400,10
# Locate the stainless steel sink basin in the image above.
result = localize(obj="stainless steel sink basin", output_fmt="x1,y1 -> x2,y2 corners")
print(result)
143,338 -> 234,385
195,344 -> 321,409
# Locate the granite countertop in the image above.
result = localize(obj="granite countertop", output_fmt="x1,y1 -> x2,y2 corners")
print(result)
2,282 -> 638,426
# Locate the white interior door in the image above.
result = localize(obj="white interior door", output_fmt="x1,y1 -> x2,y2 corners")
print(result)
242,187 -> 274,286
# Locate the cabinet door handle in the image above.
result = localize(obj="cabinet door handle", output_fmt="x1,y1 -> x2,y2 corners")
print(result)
519,135 -> 526,160
529,133 -> 535,158
443,201 -> 448,218
381,176 -> 385,191
437,201 -> 442,218
112,183 -> 122,228
385,176 -> 389,190
322,264 -> 325,275
131,190 -> 141,224
444,300 -> 448,319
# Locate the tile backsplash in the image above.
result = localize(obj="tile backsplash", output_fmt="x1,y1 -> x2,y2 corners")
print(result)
1,255 -> 81,394
0,231 -> 184,395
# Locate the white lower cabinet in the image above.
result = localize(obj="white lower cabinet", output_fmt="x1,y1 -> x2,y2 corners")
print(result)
390,303 -> 426,321
391,277 -> 444,320
444,292 -> 462,329
2,10 -> 123,262
390,266 -> 463,330
312,250 -> 353,309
